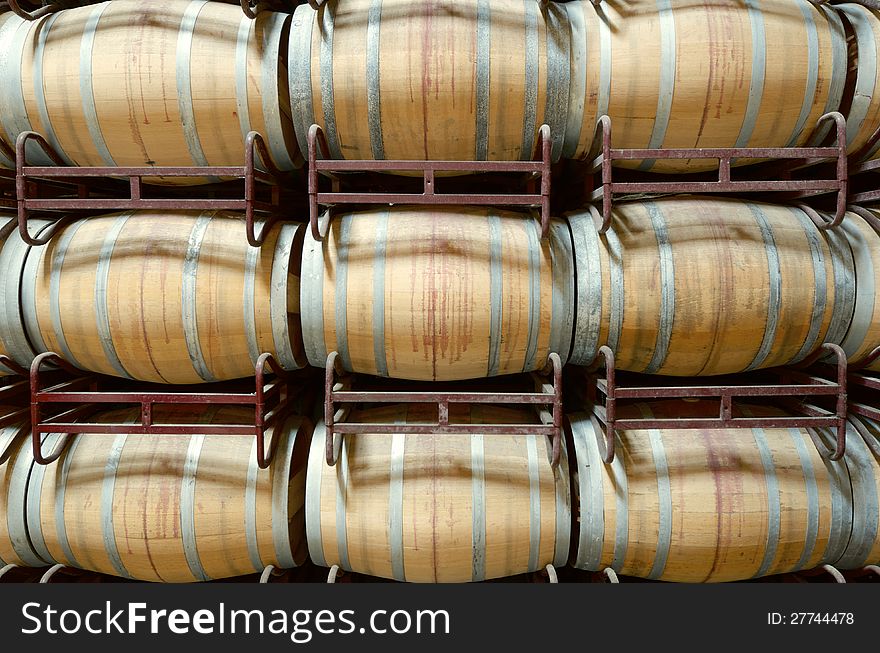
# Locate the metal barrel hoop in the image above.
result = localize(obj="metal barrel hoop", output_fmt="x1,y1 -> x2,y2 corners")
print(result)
0,564 -> 19,581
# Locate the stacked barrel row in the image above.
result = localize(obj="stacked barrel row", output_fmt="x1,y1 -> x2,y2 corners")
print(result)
1,0 -> 880,583
3,198 -> 880,385
4,393 -> 880,583
6,1 -> 880,172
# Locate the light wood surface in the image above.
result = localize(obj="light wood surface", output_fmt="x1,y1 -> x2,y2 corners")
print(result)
0,418 -> 46,568
0,0 -> 298,183
289,0 -> 566,163
301,206 -> 573,381
577,0 -> 848,171
306,404 -> 571,582
568,196 -> 855,376
26,406 -> 310,582
21,211 -> 305,383
569,401 -> 853,582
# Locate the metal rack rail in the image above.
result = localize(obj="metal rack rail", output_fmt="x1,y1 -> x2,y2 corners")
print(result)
586,112 -> 849,232
307,123 -> 554,240
28,352 -> 313,467
323,350 -> 565,468
14,130 -> 296,247
581,343 -> 849,464
847,346 -> 880,445
0,355 -> 28,426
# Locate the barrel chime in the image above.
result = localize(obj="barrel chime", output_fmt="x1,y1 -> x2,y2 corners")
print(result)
1,0 -> 879,583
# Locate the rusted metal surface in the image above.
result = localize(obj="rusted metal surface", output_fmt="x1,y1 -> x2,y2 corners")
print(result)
29,352 -> 313,467
588,112 -> 848,232
308,122 -> 554,240
15,130 -> 296,247
583,343 -> 849,464
7,0 -> 58,20
0,357 -> 29,435
323,351 -> 564,468
847,345 -> 880,425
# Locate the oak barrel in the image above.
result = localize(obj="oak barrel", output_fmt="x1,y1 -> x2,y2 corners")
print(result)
567,197 -> 855,376
568,401 -> 853,582
301,206 -> 574,381
1,418 -> 47,568
837,414 -> 880,569
574,0 -> 848,172
25,406 -> 311,582
306,404 -> 571,582
289,0 -> 583,163
289,0 -> 847,171
21,211 -> 305,384
0,0 -> 298,181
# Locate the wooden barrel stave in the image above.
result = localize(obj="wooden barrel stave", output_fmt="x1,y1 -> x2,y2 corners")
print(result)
20,211 -> 305,384
569,401 -> 854,582
306,404 -> 571,583
0,0 -> 298,182
24,406 -> 310,583
568,197 -> 856,376
301,206 -> 573,381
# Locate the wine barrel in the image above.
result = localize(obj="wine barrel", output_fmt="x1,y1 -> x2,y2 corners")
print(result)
575,0 -> 848,172
25,406 -> 311,582
20,211 -> 305,384
0,0 -> 298,182
1,418 -> 47,568
568,401 -> 853,582
0,215 -> 51,376
306,404 -> 571,582
567,196 -> 855,376
837,210 -> 880,369
288,0 -> 579,163
301,206 -> 574,381
837,414 -> 880,569
835,4 -> 880,162
289,0 -> 847,172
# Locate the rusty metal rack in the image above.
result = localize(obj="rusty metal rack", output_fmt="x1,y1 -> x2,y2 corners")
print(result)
0,356 -> 29,437
15,130 -> 296,247
308,123 -> 554,241
28,351 -> 312,467
583,343 -> 849,464
0,137 -> 14,209
587,112 -> 849,233
847,346 -> 880,426
323,350 -> 564,468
